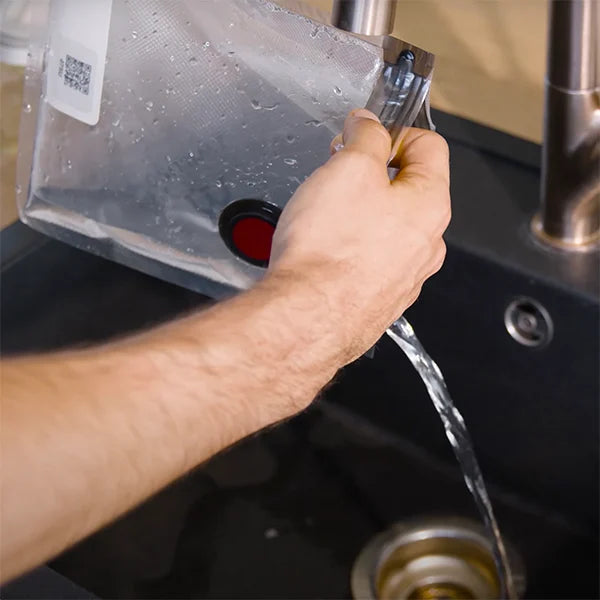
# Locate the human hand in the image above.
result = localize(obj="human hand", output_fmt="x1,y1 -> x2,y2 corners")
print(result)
268,108 -> 451,364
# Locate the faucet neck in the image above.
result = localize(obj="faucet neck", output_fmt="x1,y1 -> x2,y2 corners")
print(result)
547,0 -> 598,92
533,0 -> 600,251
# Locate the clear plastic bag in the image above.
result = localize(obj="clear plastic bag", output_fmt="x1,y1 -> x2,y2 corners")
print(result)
17,0 -> 432,295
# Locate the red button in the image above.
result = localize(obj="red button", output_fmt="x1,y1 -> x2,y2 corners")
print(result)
231,217 -> 275,263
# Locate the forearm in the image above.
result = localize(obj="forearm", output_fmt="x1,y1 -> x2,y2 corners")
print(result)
1,271 -> 342,582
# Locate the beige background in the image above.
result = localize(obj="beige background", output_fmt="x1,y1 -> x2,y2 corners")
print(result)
307,0 -> 549,142
1,64 -> 24,228
0,0 -> 548,229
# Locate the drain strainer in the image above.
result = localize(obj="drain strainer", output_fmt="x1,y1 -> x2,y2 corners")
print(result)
351,518 -> 525,600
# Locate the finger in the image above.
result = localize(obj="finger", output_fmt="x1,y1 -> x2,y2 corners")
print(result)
329,133 -> 344,155
428,239 -> 447,275
392,128 -> 450,190
401,282 -> 424,313
418,240 -> 447,281
401,241 -> 446,315
340,108 -> 391,164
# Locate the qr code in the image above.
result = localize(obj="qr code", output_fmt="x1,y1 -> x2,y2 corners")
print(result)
59,54 -> 92,95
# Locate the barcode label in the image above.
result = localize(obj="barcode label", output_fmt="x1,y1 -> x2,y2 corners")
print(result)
61,55 -> 92,95
46,0 -> 113,125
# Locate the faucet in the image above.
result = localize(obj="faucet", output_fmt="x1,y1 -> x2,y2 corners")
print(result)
331,0 -> 396,36
332,0 -> 599,252
533,0 -> 600,251
330,0 -> 435,165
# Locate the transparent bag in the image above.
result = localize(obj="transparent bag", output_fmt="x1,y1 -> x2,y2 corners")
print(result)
17,0 -> 433,295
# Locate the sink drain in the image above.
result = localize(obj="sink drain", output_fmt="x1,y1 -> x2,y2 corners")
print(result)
351,518 -> 525,600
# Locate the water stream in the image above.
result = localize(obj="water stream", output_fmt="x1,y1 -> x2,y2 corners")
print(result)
386,316 -> 517,599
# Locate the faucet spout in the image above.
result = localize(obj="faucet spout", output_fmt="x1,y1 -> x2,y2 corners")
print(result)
331,0 -> 396,36
534,0 -> 600,250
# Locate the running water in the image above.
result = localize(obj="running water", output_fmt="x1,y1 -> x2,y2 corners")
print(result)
386,317 -> 517,599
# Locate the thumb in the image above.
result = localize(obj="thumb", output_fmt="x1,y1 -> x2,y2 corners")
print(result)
340,108 -> 391,164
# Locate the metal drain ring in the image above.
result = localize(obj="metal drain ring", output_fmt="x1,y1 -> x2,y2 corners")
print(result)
351,517 -> 526,600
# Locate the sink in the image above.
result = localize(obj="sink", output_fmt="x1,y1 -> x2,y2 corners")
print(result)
2,111 -> 598,599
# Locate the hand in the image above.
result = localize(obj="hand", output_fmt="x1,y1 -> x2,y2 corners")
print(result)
268,108 -> 451,363
0,114 -> 449,584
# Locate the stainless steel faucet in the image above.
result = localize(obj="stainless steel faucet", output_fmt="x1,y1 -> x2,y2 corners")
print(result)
330,0 -> 435,166
331,0 -> 396,36
533,0 -> 599,251
332,0 -> 599,252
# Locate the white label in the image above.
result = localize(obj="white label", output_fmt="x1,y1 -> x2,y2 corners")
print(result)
46,0 -> 113,126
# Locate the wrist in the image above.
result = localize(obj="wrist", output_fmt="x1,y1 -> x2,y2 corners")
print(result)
181,267 -> 347,425
265,260 -> 387,364
253,267 -> 347,395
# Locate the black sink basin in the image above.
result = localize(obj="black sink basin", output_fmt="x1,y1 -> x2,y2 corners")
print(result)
2,113 -> 598,599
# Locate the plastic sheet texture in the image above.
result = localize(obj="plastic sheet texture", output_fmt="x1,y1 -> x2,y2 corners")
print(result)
19,0 -> 384,290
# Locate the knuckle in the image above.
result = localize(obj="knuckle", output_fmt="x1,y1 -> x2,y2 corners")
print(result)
353,116 -> 391,140
437,171 -> 451,189
368,119 -> 392,144
340,148 -> 383,173
413,168 -> 450,196
439,239 -> 447,258
411,128 -> 449,154
433,241 -> 447,271
345,119 -> 391,153
430,131 -> 450,156
439,201 -> 452,230
405,283 -> 423,309
426,190 -> 451,230
414,129 -> 449,159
